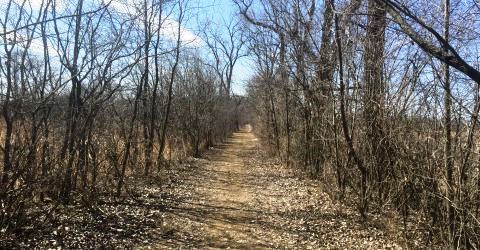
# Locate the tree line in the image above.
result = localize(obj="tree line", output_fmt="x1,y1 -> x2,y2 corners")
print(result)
238,0 -> 480,247
0,0 -> 248,235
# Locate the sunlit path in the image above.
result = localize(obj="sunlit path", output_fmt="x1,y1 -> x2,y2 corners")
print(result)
148,126 -> 402,249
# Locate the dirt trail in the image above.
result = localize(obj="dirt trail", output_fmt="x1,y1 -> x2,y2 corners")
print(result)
151,126 -> 404,249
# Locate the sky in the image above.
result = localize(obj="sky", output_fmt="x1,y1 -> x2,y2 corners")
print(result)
188,0 -> 253,95
109,0 -> 254,95
0,0 -> 253,95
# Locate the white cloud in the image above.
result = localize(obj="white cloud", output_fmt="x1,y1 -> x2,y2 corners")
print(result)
0,0 -> 204,56
0,0 -> 66,55
109,0 -> 204,47
18,0 -> 45,10
0,0 -> 66,12
160,17 -> 204,47
108,0 -> 132,14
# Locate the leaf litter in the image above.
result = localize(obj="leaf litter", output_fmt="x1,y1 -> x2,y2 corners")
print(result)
3,129 -> 427,249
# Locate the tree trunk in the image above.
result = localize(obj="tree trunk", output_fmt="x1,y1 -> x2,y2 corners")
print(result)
442,0 -> 455,245
364,0 -> 387,204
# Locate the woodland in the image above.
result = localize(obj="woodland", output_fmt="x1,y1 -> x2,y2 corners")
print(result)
1,0 -> 480,249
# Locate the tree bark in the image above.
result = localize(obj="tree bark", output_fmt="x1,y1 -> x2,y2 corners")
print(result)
364,0 -> 387,203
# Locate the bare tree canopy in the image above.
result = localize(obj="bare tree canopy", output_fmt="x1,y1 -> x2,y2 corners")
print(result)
2,0 -> 480,248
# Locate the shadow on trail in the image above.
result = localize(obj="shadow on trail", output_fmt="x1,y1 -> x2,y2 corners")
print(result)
143,126 -> 406,249
154,127 -> 306,249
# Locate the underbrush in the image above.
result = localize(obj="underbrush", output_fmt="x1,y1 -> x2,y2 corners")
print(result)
0,161 -> 199,249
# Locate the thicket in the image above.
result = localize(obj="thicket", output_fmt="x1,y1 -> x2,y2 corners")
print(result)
238,0 -> 480,247
0,0 -> 248,237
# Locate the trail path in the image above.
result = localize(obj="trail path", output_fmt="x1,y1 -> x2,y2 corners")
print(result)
152,126 -> 404,249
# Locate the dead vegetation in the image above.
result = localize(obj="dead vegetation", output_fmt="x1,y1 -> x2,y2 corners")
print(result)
147,128 -> 426,249
2,0 -> 480,248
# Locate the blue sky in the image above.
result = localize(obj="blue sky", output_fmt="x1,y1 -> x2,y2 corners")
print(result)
188,0 -> 254,95
0,0 -> 253,95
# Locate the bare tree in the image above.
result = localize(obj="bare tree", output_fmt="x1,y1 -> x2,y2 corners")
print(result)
203,19 -> 246,97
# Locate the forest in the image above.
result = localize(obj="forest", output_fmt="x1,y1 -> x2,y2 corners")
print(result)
1,0 -> 480,249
